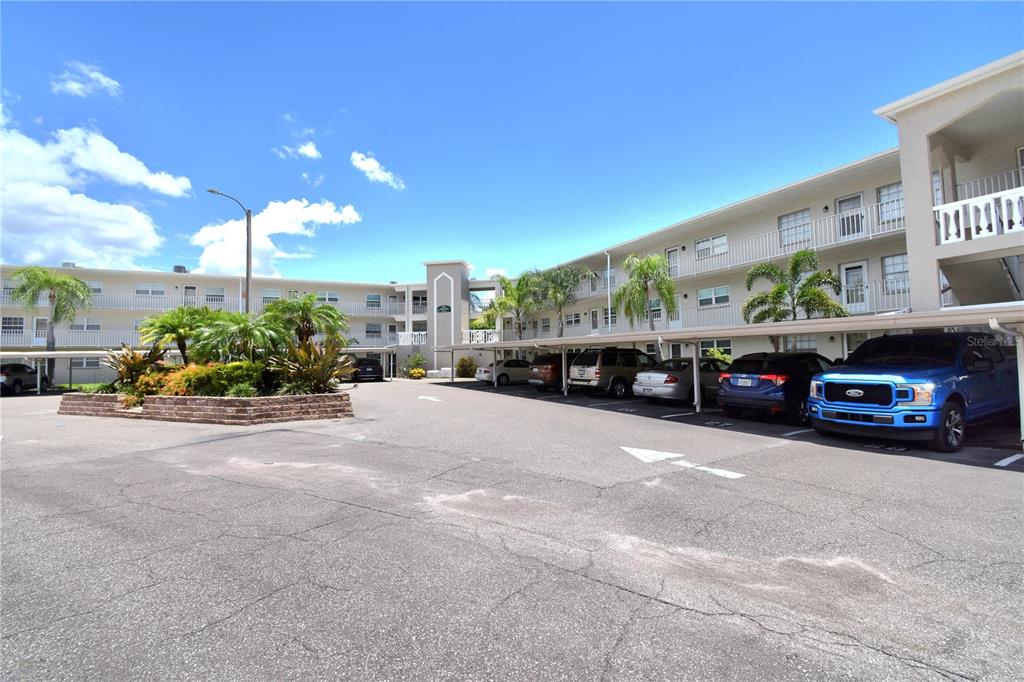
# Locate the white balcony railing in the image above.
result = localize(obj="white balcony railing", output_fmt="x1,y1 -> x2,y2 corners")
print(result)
411,303 -> 428,315
397,331 -> 429,345
0,330 -> 141,349
956,168 -> 1023,201
934,186 -> 1024,245
463,329 -> 502,344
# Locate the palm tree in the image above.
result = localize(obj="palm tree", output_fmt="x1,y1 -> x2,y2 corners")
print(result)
139,306 -> 220,364
263,294 -> 348,344
613,254 -> 678,358
741,248 -> 848,352
494,272 -> 542,340
193,312 -> 287,363
539,265 -> 594,337
9,266 -> 93,379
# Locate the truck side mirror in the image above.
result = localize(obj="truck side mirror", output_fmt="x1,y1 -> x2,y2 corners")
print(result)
832,357 -> 843,366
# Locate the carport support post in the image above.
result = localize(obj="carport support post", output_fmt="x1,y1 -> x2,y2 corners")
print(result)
37,362 -> 43,395
561,346 -> 568,397
68,358 -> 73,391
1016,329 -> 1024,450
493,349 -> 498,388
692,341 -> 701,413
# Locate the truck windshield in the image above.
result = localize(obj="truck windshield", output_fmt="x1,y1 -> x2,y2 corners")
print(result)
847,336 -> 957,366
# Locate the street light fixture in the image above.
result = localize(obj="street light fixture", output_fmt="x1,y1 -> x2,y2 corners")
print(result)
206,188 -> 253,314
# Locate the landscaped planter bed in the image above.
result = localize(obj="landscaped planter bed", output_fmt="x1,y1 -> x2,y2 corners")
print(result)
58,392 -> 353,425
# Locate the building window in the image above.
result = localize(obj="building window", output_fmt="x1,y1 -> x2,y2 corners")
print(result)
365,323 -> 382,339
2,279 -> 14,296
695,234 -> 727,260
287,289 -> 301,300
262,288 -> 281,303
882,254 -> 909,294
700,339 -> 732,357
71,357 -> 102,369
697,286 -> 729,307
647,298 -> 662,320
778,208 -> 812,246
669,343 -> 683,359
877,182 -> 904,222
1,316 -> 24,334
602,307 -> 617,326
205,286 -> 225,304
135,283 -> 166,296
366,294 -> 382,309
565,312 -> 582,327
932,170 -> 944,205
133,318 -> 146,331
541,318 -> 551,333
412,320 -> 427,332
602,270 -> 616,290
316,291 -> 339,303
70,318 -> 102,331
787,334 -> 817,351
645,343 -> 657,355
665,248 -> 680,277
86,281 -> 103,294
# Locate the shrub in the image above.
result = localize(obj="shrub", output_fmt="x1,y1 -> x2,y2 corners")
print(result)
400,352 -> 427,377
134,371 -> 168,395
157,361 -> 265,396
226,383 -> 257,397
704,347 -> 733,365
104,343 -> 166,389
455,356 -> 478,378
268,338 -> 354,394
408,367 -> 426,380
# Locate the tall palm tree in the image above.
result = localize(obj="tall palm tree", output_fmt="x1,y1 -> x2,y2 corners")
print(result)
139,306 -> 220,364
193,312 -> 287,363
742,248 -> 848,352
9,266 -> 93,379
613,254 -> 678,358
494,272 -> 542,340
263,294 -> 348,344
539,265 -> 594,337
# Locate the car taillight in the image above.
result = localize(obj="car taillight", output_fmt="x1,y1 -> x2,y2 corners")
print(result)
664,375 -> 678,384
719,372 -> 730,384
595,368 -> 601,378
760,374 -> 789,387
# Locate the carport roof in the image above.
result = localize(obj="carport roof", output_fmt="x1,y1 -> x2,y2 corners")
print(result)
433,302 -> 1024,352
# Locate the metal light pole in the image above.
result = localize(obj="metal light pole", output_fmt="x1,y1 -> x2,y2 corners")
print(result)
207,189 -> 253,313
604,251 -> 612,333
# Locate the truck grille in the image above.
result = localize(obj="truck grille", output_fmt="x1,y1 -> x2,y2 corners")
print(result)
824,382 -> 892,406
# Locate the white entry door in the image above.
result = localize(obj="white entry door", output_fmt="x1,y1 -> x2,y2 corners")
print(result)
590,308 -> 599,332
837,194 -> 864,239
183,285 -> 198,306
840,261 -> 868,314
32,317 -> 48,346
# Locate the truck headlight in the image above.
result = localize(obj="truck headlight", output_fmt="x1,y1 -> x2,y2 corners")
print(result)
897,383 -> 935,406
810,380 -> 823,399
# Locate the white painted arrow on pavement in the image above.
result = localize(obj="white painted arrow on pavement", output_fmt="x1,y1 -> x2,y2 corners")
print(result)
620,446 -> 744,479
417,396 -> 442,402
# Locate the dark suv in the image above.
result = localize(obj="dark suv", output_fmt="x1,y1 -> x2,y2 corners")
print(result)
528,352 -> 579,391
718,352 -> 835,425
567,347 -> 657,398
353,357 -> 385,382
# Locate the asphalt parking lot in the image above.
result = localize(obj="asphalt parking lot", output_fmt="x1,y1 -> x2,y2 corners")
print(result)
2,381 -> 1022,680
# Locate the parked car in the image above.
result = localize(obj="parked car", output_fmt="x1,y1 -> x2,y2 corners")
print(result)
528,352 -> 579,391
567,347 -> 657,398
718,352 -> 835,425
633,357 -> 729,404
476,358 -> 532,386
0,363 -> 49,395
808,332 -> 1018,452
353,357 -> 385,382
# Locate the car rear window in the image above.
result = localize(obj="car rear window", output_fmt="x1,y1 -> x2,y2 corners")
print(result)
574,352 -> 599,366
654,359 -> 691,371
847,336 -> 958,366
357,359 -> 380,366
728,357 -> 783,374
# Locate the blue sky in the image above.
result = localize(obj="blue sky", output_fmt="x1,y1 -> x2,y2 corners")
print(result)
2,2 -> 1021,282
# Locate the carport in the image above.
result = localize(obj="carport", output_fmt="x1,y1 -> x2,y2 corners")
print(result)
435,303 -> 1024,447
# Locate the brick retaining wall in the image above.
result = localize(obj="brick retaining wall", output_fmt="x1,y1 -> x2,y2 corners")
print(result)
58,392 -> 353,425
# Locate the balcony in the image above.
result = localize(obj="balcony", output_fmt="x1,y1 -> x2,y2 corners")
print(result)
955,168 -> 1023,201
934,185 -> 1023,245
0,329 -> 141,349
411,303 -> 428,315
0,291 -> 244,312
397,331 -> 429,345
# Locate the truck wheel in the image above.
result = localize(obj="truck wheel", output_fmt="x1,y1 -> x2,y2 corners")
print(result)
12,380 -> 23,395
610,379 -> 628,399
930,401 -> 965,453
786,397 -> 808,426
722,404 -> 743,418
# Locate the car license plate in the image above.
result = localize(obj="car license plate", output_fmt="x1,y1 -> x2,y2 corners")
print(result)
640,387 -> 652,395
735,378 -> 753,387
578,369 -> 586,377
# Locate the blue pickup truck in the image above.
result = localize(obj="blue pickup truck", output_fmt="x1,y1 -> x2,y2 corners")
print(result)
808,332 -> 1018,452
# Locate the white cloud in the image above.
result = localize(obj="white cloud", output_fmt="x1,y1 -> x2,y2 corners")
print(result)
50,62 -> 122,98
191,199 -> 361,277
350,151 -> 405,190
299,127 -> 316,138
485,268 -> 507,279
0,119 -> 188,268
301,172 -> 325,188
272,140 -> 321,160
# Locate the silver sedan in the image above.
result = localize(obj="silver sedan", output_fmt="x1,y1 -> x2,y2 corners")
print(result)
631,357 -> 728,403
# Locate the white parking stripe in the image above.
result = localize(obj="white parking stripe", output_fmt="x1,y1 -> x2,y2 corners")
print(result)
586,401 -> 620,408
659,412 -> 694,419
993,453 -> 1024,467
670,459 -> 745,479
781,428 -> 814,437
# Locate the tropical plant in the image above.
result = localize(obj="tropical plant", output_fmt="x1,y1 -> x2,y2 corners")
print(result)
159,361 -> 265,396
455,356 -> 478,378
193,312 -> 287,362
539,265 -> 594,337
139,306 -> 221,364
8,266 -> 93,379
494,272 -> 543,340
741,249 -> 847,351
263,293 -> 348,344
470,302 -> 498,330
408,367 -> 426,380
269,338 -> 355,394
612,254 -> 678,358
703,347 -> 733,365
400,352 -> 427,377
103,343 -> 167,389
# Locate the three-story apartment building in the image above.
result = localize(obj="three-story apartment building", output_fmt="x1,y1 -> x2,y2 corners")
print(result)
2,52 -> 1022,381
